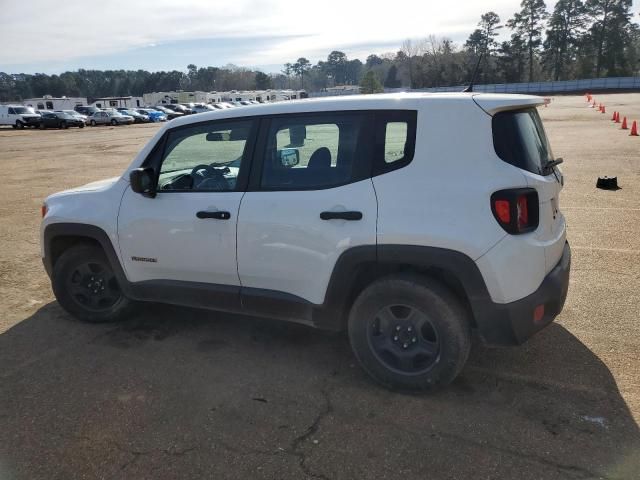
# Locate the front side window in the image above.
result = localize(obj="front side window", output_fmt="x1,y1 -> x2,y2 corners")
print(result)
158,120 -> 254,192
260,113 -> 366,190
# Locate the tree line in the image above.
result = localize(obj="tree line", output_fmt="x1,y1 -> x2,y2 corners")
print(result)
1,0 -> 638,102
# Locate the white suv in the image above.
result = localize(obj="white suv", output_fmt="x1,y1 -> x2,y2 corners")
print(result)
41,93 -> 570,391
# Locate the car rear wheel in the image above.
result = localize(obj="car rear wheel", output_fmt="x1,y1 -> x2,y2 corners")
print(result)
79,123 -> 85,128
110,119 -> 117,126
60,121 -> 68,129
52,245 -> 134,323
348,274 -> 471,392
39,123 -> 45,130
90,120 -> 96,126
16,120 -> 24,129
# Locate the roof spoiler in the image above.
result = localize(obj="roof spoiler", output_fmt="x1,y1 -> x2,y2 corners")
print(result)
472,94 -> 545,116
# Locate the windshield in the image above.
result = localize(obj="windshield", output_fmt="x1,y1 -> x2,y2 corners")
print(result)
14,107 -> 33,114
492,107 -> 555,175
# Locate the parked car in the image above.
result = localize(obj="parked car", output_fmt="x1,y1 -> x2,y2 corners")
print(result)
216,102 -> 235,109
192,104 -> 216,114
88,111 -> 134,126
0,105 -> 41,128
75,106 -> 102,117
40,93 -> 570,392
39,111 -> 85,129
56,110 -> 88,124
163,104 -> 192,115
135,108 -> 167,122
117,108 -> 150,123
153,106 -> 183,120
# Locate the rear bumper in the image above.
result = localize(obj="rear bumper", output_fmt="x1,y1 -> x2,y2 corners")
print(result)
476,242 -> 571,345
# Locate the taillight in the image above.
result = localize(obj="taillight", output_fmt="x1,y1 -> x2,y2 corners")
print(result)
41,204 -> 48,218
491,188 -> 538,234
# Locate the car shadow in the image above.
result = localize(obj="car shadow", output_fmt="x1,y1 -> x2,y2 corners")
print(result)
1,302 -> 638,479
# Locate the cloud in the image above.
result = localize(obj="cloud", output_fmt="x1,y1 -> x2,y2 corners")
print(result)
3,0 -> 636,73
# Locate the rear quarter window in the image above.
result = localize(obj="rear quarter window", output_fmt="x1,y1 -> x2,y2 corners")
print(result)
492,108 -> 554,175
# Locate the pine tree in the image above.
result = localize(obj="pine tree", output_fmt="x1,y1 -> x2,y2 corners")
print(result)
507,0 -> 549,81
543,0 -> 588,80
585,0 -> 634,76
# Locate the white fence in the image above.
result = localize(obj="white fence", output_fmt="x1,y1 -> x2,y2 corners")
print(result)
387,77 -> 640,95
311,77 -> 640,97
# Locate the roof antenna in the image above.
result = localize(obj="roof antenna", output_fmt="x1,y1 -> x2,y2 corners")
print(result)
463,53 -> 484,93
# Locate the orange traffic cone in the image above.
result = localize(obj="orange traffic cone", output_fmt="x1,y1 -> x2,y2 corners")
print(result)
612,111 -> 617,121
615,112 -> 621,123
601,105 -> 606,114
630,121 -> 638,136
621,117 -> 628,130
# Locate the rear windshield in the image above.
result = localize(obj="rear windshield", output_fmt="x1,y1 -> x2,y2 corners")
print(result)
492,108 -> 554,175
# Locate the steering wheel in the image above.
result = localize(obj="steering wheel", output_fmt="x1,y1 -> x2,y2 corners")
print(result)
191,164 -> 216,177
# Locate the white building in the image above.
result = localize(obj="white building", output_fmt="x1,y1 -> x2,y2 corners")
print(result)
143,91 -> 224,106
142,89 -> 308,106
89,96 -> 144,109
23,95 -> 87,110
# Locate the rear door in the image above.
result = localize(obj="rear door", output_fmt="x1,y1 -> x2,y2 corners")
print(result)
236,112 -> 377,305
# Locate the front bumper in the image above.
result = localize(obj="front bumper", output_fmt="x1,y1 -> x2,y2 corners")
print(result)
477,242 -> 571,345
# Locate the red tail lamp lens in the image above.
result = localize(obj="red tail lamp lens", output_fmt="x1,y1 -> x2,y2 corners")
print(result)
494,200 -> 511,224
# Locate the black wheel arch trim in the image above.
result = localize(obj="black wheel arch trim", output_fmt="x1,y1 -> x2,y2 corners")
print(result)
319,244 -> 492,332
43,223 -> 129,289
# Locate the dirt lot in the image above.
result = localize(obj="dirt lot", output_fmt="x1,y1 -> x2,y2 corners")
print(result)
1,95 -> 639,479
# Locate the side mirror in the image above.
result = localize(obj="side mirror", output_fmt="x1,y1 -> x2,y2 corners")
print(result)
129,167 -> 156,197
278,148 -> 300,168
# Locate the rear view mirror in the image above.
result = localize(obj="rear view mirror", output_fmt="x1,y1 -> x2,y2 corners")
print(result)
129,167 -> 156,198
289,125 -> 306,146
206,132 -> 230,141
278,148 -> 300,168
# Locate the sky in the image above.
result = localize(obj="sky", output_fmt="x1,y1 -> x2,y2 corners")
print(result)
0,0 -> 638,75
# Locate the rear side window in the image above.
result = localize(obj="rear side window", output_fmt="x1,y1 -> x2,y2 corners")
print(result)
493,108 -> 554,175
373,110 -> 417,175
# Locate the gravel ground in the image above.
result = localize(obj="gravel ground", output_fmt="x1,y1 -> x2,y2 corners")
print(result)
0,95 -> 639,479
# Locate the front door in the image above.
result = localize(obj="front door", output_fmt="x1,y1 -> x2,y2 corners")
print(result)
237,112 -> 377,305
118,118 -> 257,287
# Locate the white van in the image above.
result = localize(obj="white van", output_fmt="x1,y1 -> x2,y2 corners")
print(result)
0,105 -> 41,129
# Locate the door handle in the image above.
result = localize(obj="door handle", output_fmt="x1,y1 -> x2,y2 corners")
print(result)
196,210 -> 231,220
320,211 -> 363,221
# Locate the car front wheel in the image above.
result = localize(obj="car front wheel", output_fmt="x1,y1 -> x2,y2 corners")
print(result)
52,245 -> 134,323
90,120 -> 96,126
111,119 -> 117,126
16,120 -> 24,129
348,274 -> 471,392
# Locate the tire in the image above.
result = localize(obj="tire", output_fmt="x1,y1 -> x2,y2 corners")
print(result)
16,120 -> 24,129
90,120 -> 96,126
52,245 -> 134,323
60,121 -> 68,129
79,123 -> 85,129
39,123 -> 45,130
111,119 -> 117,126
348,274 -> 471,392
